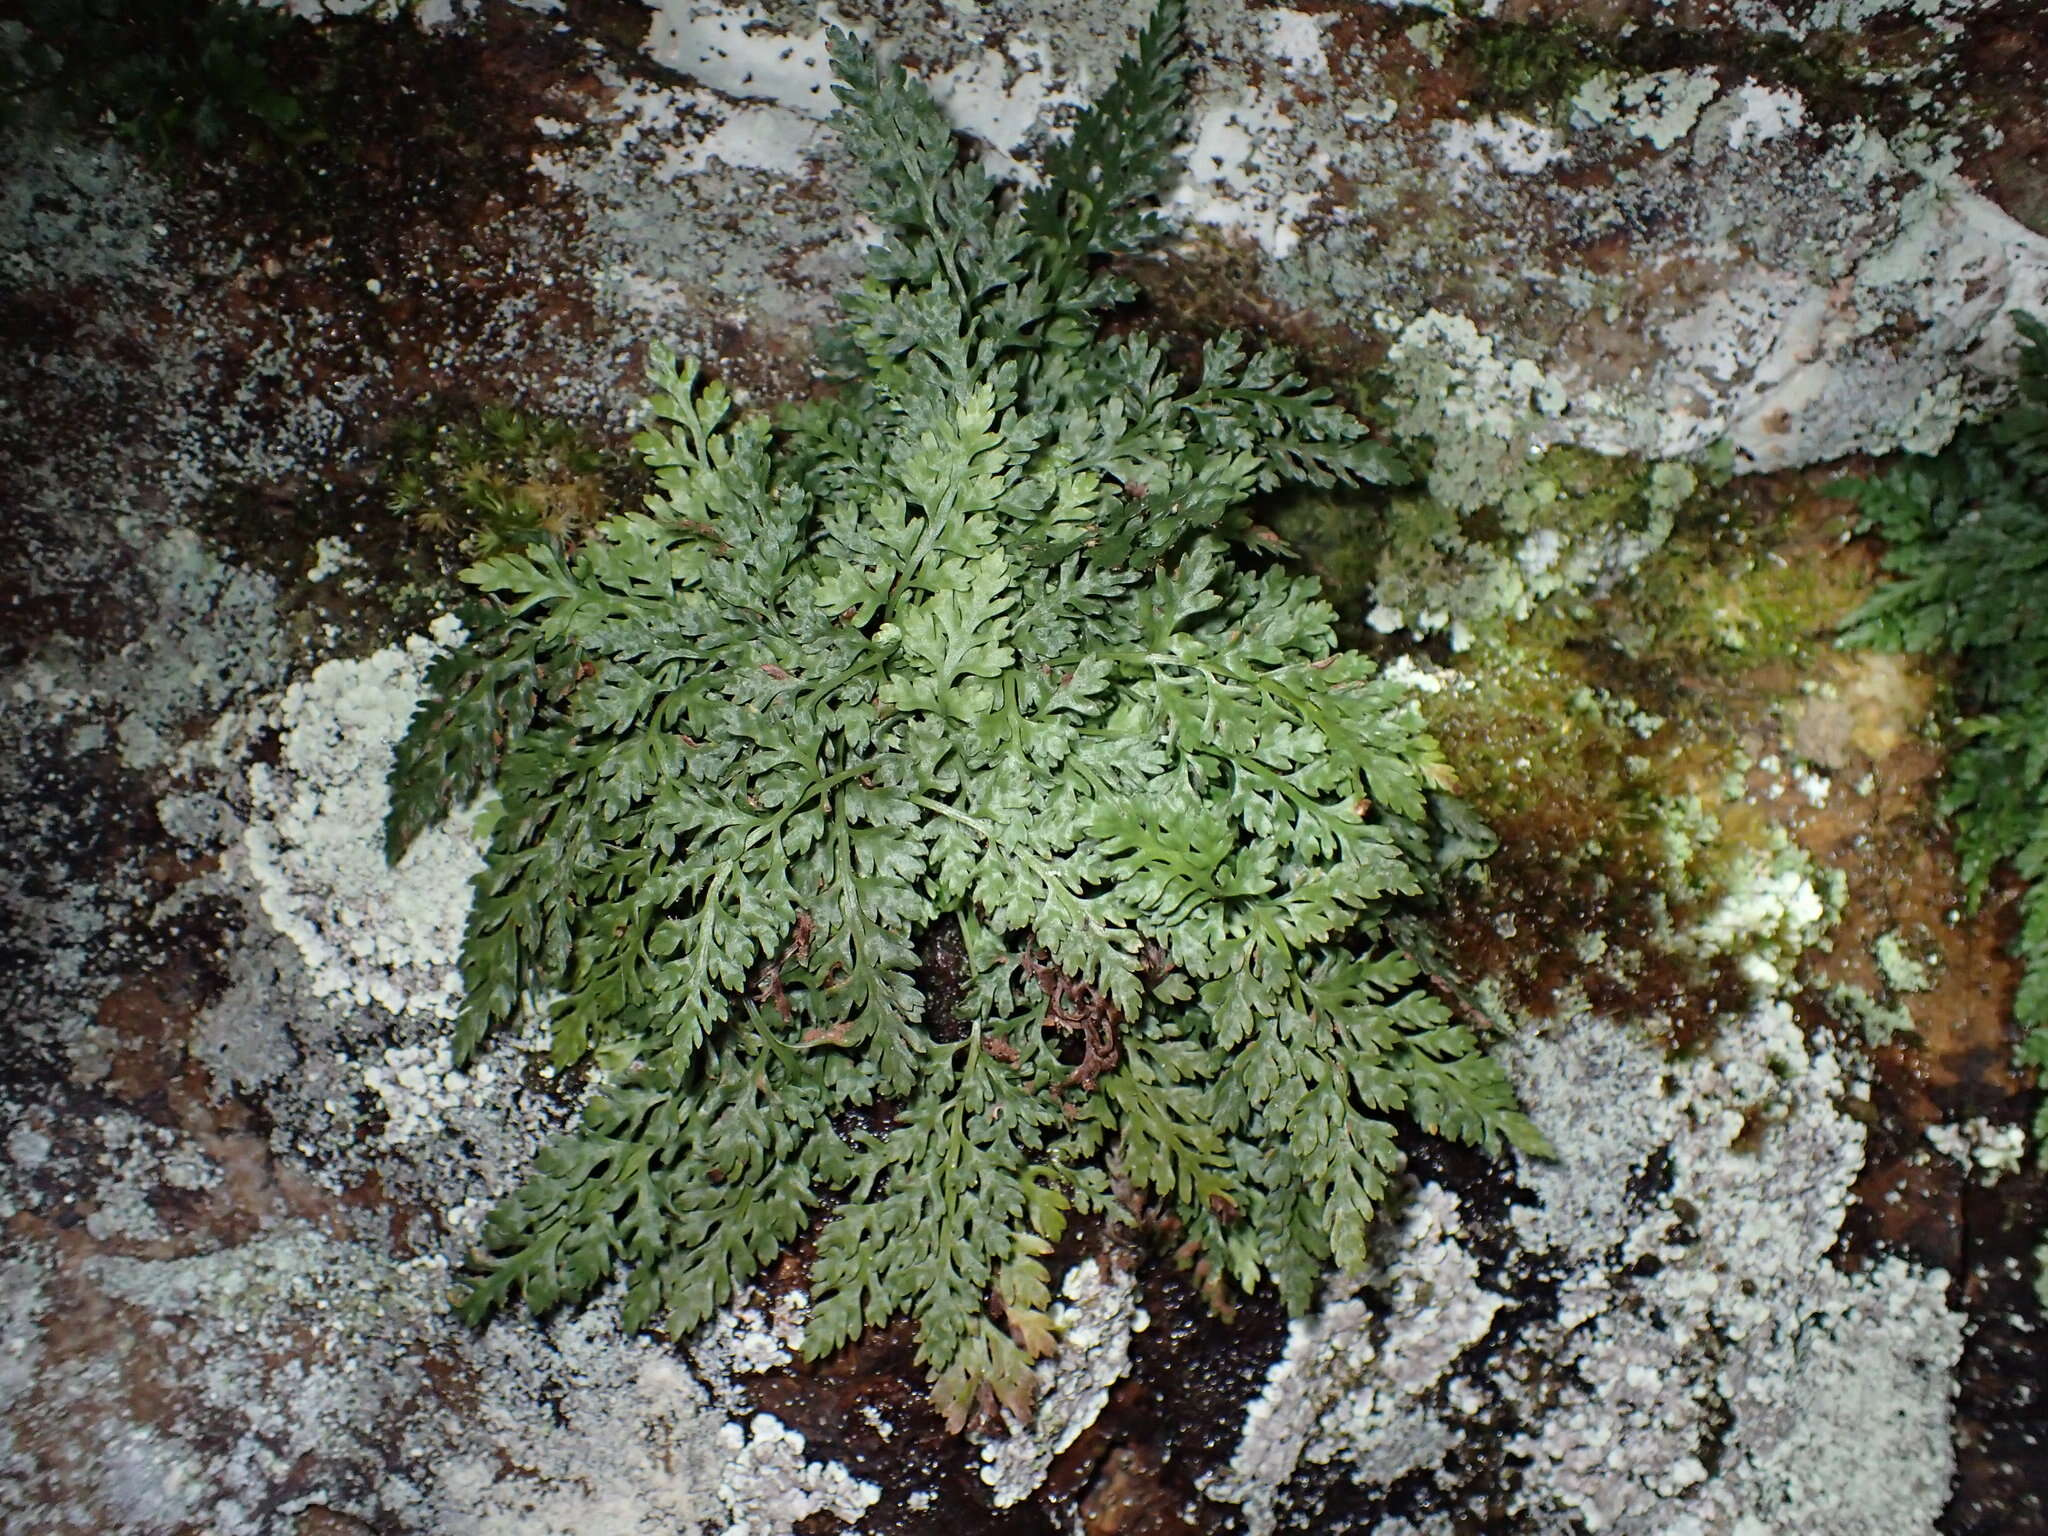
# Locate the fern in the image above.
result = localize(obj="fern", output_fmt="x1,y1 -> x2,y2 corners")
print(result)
1837,312 -> 2048,1133
390,0 -> 1542,1428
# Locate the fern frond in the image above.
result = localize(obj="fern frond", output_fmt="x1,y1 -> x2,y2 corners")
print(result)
391,0 -> 1534,1426
384,605 -> 538,864
825,28 -> 963,237
1023,0 -> 1190,260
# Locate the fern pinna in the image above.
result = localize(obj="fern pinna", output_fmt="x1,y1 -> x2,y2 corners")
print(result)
387,0 -> 1543,1428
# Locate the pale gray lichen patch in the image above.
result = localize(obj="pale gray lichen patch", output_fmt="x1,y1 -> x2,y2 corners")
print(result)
0,129 -> 163,291
1376,310 -> 1571,517
197,623 -> 878,1533
1715,0 -> 1990,42
10,522 -> 287,777
1204,1184 -> 1503,1536
361,1042 -> 508,1147
2,83 -> 894,1536
426,1306 -> 735,1534
1570,68 -> 1725,153
1874,928 -> 1938,995
240,616 -> 483,1021
1249,22 -> 2048,482
713,1413 -> 883,1535
691,1286 -> 811,1405
531,57 -> 853,344
1502,1006 -> 1960,1535
1208,1003 -> 1960,1533
0,1248 -> 50,1416
1665,824 -> 1840,993
1169,5 -> 1345,264
87,1225 -> 449,1336
0,1098 -> 223,1249
1360,451 -> 1697,649
975,1258 -> 1150,1509
3,1095 -> 885,1535
1926,1117 -> 2027,1185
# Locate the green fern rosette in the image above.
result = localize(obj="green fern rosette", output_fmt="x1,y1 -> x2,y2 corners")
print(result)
388,0 -> 1543,1427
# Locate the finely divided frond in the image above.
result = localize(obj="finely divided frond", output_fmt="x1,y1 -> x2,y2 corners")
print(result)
826,27 -> 964,237
392,0 -> 1536,1429
1024,0 -> 1190,259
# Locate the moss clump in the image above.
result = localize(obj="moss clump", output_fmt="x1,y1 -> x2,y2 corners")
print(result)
1275,430 -> 1870,1038
1273,443 -> 1705,653
381,404 -> 644,560
1464,23 -> 1618,120
1416,633 -> 1846,1036
1454,15 -> 1926,132
1595,484 -> 1871,677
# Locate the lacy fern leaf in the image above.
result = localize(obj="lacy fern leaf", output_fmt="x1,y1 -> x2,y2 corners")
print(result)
391,0 -> 1540,1429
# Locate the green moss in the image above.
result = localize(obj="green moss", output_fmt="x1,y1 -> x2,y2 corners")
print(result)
1425,642 -> 1670,839
1599,487 -> 1870,676
1465,24 -> 1617,120
1415,622 -> 1847,1024
1430,473 -> 1862,972
380,403 -> 643,560
1454,15 -> 1927,131
1275,423 -> 1866,1030
1274,441 -> 1705,653
189,402 -> 640,670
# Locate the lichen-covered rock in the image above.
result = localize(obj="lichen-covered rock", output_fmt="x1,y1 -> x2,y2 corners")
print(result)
241,617 -> 482,1021
1190,1003 -> 1961,1535
5,0 -> 2039,1530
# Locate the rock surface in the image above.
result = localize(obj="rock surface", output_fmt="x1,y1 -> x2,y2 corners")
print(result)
5,1 -> 2045,1531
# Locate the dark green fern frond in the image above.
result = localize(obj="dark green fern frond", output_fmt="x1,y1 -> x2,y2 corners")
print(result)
385,605 -> 539,866
826,27 -> 970,240
391,0 -> 1532,1429
1189,330 -> 1416,492
455,1031 -> 854,1335
1024,0 -> 1189,261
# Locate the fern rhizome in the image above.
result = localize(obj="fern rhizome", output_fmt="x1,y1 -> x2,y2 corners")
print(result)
388,1 -> 1544,1428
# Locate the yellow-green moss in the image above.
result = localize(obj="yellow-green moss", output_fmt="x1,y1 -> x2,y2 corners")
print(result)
1455,15 -> 1935,133
1600,492 -> 1870,675
1276,439 -> 1874,1032
380,404 -> 640,559
1273,441 -> 1707,653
